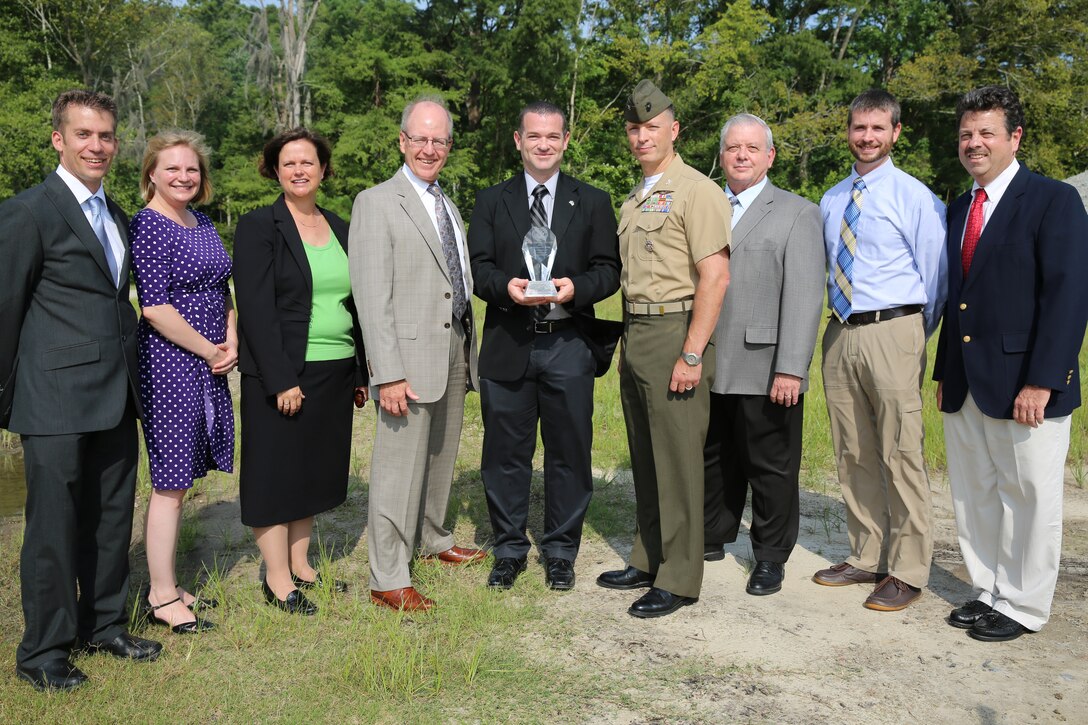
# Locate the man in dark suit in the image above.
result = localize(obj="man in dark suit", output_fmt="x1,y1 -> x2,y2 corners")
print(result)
0,90 -> 162,691
935,85 -> 1088,642
701,114 -> 824,596
468,101 -> 620,590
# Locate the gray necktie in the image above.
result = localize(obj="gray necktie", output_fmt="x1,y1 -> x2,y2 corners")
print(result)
530,184 -> 548,228
87,196 -> 118,285
426,183 -> 467,320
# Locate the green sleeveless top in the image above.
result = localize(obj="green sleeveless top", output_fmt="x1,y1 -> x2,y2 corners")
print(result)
303,231 -> 355,362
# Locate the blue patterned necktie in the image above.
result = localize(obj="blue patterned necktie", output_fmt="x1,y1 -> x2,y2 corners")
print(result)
87,195 -> 119,286
426,183 -> 467,320
831,177 -> 865,322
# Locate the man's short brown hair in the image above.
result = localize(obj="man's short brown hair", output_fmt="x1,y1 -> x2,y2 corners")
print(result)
51,89 -> 117,132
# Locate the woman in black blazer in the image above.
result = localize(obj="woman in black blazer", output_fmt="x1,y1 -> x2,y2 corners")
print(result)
233,128 -> 367,615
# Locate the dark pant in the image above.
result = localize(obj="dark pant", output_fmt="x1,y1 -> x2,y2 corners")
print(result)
703,391 -> 802,563
480,328 -> 595,561
17,401 -> 137,667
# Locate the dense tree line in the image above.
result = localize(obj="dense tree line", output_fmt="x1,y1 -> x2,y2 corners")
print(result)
2,0 -> 1085,238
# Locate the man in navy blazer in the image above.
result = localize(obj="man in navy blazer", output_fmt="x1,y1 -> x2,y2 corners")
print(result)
468,101 -> 620,591
935,86 -> 1088,642
0,90 -> 162,692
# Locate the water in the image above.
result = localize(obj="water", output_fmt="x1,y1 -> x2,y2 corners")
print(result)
0,450 -> 26,518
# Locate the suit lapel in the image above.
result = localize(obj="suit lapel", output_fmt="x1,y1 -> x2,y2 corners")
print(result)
728,183 -> 774,254
947,193 -> 969,287
551,173 -> 576,242
393,171 -> 453,284
44,173 -> 114,284
963,165 -> 1029,291
502,174 -> 531,243
272,194 -> 313,296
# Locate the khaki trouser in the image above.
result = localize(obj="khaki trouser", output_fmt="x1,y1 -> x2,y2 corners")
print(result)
368,322 -> 466,592
821,313 -> 932,588
621,313 -> 715,599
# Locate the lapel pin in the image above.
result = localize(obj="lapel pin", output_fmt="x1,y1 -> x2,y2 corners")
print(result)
569,200 -> 575,206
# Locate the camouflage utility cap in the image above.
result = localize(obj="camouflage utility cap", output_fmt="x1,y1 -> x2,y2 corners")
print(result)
624,80 -> 673,123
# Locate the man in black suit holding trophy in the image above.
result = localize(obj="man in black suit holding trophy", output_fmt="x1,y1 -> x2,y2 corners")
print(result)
468,101 -> 621,591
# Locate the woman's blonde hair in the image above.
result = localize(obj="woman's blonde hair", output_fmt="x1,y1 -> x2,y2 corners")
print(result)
140,130 -> 214,205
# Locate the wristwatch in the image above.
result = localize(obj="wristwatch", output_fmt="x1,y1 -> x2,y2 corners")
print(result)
681,351 -> 702,366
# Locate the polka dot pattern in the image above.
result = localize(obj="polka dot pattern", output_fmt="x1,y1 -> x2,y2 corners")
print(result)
130,208 -> 235,490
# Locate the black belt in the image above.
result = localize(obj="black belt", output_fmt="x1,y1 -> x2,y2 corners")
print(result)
842,304 -> 922,326
533,318 -> 575,334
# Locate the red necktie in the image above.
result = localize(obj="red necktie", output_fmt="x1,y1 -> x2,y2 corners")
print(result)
961,188 -> 987,277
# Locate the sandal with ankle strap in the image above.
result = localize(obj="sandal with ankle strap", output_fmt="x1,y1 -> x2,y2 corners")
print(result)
144,594 -> 216,635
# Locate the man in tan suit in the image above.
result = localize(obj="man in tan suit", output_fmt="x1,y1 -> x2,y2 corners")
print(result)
349,96 -> 483,613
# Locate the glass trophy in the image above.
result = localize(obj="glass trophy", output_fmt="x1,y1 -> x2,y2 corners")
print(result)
522,225 -> 558,298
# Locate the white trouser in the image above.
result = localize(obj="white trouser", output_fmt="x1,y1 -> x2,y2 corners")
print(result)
943,392 -> 1070,631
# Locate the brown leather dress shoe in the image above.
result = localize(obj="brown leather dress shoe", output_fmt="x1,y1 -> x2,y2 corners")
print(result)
420,545 -> 487,565
863,576 -> 922,611
370,587 -> 435,612
812,562 -> 885,587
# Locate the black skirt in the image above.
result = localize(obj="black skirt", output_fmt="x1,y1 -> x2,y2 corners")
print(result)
239,357 -> 354,527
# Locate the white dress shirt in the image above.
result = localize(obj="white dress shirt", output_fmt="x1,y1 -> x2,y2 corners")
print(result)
725,176 -> 768,230
55,164 -> 124,287
962,159 -> 1021,245
400,164 -> 471,301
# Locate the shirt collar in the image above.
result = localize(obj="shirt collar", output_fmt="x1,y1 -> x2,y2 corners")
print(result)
727,176 -> 768,210
524,170 -> 559,199
971,158 -> 1020,199
851,156 -> 896,186
401,164 -> 440,198
55,164 -> 105,207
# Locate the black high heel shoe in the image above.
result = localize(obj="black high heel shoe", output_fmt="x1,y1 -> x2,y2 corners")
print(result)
142,593 -> 215,634
262,579 -> 317,615
292,573 -> 349,593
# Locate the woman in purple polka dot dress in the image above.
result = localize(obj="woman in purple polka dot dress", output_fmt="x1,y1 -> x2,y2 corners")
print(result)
130,131 -> 235,634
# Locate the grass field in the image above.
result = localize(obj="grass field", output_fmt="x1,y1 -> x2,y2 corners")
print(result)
0,295 -> 1086,721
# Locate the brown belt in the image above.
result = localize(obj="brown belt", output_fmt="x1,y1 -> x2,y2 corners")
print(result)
840,304 -> 922,326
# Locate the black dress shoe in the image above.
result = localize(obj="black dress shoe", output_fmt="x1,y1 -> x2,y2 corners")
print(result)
544,558 -> 575,591
84,632 -> 162,661
628,587 -> 697,619
746,561 -> 784,596
968,611 -> 1030,642
703,544 -> 725,562
16,658 -> 88,692
487,557 -> 527,589
262,579 -> 317,615
293,573 -> 349,593
948,599 -> 992,629
596,566 -> 655,590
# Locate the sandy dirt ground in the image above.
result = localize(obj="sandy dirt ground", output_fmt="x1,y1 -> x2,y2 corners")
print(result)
552,474 -> 1088,724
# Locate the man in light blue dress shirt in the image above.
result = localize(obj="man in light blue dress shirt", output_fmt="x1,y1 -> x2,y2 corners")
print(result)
811,90 -> 947,613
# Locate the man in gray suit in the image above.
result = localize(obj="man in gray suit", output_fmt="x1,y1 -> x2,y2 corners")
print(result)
350,96 -> 483,613
0,90 -> 162,692
702,114 -> 825,595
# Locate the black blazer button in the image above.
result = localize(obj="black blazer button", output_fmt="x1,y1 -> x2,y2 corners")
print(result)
444,292 -> 451,299
444,322 -> 451,329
